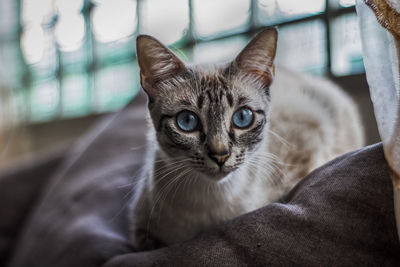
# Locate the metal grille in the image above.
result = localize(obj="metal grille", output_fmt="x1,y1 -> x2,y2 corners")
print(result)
0,0 -> 362,123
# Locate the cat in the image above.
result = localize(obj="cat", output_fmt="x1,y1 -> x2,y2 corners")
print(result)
130,28 -> 364,250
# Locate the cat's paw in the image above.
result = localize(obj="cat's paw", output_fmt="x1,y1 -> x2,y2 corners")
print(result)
132,229 -> 165,251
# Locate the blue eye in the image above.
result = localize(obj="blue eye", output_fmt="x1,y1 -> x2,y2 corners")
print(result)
176,110 -> 199,132
232,107 -> 254,128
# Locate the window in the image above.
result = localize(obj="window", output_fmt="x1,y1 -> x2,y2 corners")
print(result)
0,0 -> 362,123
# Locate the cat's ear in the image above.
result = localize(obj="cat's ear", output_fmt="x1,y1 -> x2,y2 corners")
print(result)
136,35 -> 186,99
232,28 -> 278,86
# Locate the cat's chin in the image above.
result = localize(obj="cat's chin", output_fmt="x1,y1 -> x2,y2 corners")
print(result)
196,167 -> 237,182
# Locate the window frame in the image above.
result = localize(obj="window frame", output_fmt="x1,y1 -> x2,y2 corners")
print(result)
12,0 -> 359,123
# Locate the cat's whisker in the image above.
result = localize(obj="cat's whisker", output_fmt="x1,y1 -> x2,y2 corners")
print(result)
152,158 -> 191,176
148,166 -> 202,225
244,159 -> 283,186
246,151 -> 280,159
117,168 -> 149,202
245,153 -> 283,169
109,169 -> 149,223
147,173 -> 179,234
249,158 -> 284,178
247,150 -> 284,162
247,156 -> 285,171
129,144 -> 148,151
267,129 -> 294,148
247,165 -> 280,187
152,161 -> 189,177
182,170 -> 194,197
147,162 -> 189,208
152,166 -> 191,226
246,157 -> 285,170
153,156 -> 189,164
246,151 -> 293,168
170,168 -> 192,204
155,174 -> 182,225
150,167 -> 191,193
151,164 -> 188,190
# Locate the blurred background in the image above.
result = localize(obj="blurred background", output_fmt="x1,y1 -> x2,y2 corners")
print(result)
0,0 -> 379,169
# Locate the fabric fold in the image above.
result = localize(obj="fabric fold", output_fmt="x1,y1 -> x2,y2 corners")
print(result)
356,0 -> 400,239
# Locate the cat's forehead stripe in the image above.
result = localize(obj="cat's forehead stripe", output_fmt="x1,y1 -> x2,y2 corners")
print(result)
192,72 -> 235,110
197,94 -> 204,109
238,96 -> 250,106
226,92 -> 234,107
197,72 -> 229,91
206,90 -> 213,103
219,90 -> 223,102
180,99 -> 191,106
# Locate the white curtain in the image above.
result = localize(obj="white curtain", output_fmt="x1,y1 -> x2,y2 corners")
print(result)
356,0 -> 400,239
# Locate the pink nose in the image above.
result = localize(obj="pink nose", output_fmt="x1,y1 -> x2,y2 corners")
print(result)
208,150 -> 231,166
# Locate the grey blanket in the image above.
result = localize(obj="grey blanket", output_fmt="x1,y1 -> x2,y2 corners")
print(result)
1,91 -> 399,267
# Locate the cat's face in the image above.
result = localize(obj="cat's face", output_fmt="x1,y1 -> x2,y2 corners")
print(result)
147,69 -> 270,180
137,29 -> 277,181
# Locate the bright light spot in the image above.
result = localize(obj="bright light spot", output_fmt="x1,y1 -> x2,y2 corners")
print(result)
193,0 -> 250,37
277,0 -> 324,15
192,36 -> 247,64
55,0 -> 85,51
56,0 -> 83,14
258,0 -> 276,16
92,0 -> 136,43
21,24 -> 45,64
276,20 -> 326,75
22,0 -> 54,24
331,13 -> 363,75
141,0 -> 189,45
33,82 -> 58,107
30,80 -> 59,120
55,15 -> 85,52
91,0 -> 107,4
0,0 -> 16,36
63,76 -> 85,102
62,74 -> 89,116
339,0 -> 355,7
95,64 -> 136,111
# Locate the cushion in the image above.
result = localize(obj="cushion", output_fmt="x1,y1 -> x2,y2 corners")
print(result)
0,150 -> 65,266
4,91 -> 400,267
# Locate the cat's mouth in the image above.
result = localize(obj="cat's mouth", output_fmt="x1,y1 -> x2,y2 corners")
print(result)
198,165 -> 239,181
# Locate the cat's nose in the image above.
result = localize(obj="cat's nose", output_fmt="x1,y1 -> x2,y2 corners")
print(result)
208,149 -> 231,167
